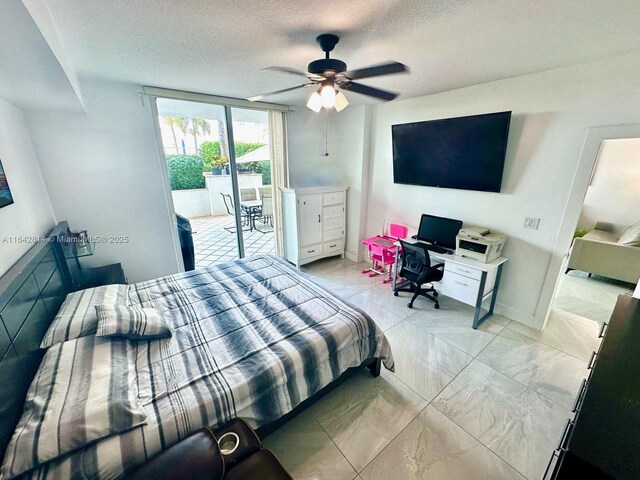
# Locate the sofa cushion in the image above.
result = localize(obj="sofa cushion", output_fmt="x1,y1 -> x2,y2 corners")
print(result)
583,229 -> 619,243
618,222 -> 640,246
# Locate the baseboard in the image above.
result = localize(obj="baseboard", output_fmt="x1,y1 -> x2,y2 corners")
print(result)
495,303 -> 536,328
345,251 -> 359,262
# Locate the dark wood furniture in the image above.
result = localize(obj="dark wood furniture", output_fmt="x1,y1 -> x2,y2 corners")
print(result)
543,293 -> 640,479
0,222 -> 75,458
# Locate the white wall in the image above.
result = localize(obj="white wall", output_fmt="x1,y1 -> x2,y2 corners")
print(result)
577,138 -> 640,231
0,97 -> 56,276
26,80 -> 180,283
287,106 -> 371,261
366,53 -> 640,326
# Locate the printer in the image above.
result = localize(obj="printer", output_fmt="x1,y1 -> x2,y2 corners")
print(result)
455,226 -> 506,263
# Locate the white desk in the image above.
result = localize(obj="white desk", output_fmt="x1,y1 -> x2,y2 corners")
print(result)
392,240 -> 508,329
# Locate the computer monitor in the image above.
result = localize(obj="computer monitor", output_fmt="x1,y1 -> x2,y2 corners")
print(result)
416,214 -> 463,250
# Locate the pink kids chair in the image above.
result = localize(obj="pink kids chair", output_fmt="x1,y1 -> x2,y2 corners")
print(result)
361,221 -> 409,284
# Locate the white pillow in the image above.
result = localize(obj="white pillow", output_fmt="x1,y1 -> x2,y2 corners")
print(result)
40,284 -> 129,349
618,221 -> 640,246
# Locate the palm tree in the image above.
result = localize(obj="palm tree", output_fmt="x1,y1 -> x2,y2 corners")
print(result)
189,118 -> 211,152
218,120 -> 229,160
163,117 -> 182,154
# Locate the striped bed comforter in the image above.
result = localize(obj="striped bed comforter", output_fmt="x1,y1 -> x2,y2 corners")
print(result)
26,254 -> 393,479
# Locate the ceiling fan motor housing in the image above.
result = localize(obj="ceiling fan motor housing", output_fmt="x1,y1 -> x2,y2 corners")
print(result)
308,58 -> 347,75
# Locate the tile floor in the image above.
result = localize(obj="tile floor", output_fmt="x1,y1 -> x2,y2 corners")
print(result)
190,215 -> 275,267
261,257 -> 610,480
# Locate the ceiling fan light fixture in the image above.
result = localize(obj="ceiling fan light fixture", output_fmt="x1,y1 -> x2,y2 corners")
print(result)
320,81 -> 336,108
306,91 -> 323,112
334,91 -> 349,112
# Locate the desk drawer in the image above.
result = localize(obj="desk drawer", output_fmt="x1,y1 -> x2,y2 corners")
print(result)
442,271 -> 480,306
323,191 -> 345,206
323,215 -> 344,230
323,239 -> 343,254
445,262 -> 483,281
299,244 -> 322,260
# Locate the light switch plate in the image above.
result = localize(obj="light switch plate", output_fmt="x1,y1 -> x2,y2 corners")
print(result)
524,217 -> 541,229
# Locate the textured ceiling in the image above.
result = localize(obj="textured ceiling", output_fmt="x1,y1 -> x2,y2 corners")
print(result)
27,0 -> 640,106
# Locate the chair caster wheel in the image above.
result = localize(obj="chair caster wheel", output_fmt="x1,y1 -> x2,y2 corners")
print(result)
434,303 -> 440,309
407,303 -> 413,309
394,292 -> 398,297
434,291 -> 439,297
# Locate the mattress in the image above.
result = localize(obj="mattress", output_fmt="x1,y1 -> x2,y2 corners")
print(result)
22,255 -> 393,479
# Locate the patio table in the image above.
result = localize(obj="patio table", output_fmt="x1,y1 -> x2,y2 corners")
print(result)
240,199 -> 262,231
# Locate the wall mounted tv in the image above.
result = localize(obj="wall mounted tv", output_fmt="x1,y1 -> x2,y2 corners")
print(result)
392,111 -> 511,192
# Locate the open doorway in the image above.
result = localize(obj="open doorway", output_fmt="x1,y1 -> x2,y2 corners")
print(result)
154,97 -> 281,268
550,138 -> 639,330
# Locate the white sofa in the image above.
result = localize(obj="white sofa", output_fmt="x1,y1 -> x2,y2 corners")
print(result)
567,222 -> 640,284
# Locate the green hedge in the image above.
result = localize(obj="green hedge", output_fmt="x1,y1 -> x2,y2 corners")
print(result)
166,155 -> 205,190
200,141 -> 265,166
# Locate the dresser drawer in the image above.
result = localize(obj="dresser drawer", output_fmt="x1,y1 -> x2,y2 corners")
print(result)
323,215 -> 344,230
445,262 -> 483,281
299,244 -> 322,260
323,239 -> 343,254
323,191 -> 345,206
442,271 -> 480,306
323,205 -> 344,218
324,227 -> 343,241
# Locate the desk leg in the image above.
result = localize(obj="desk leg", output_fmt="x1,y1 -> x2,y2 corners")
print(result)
488,262 -> 504,317
472,263 -> 505,329
392,244 -> 400,292
472,271 -> 488,329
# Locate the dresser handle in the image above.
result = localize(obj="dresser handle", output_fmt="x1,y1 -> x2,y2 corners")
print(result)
454,281 -> 469,287
598,322 -> 608,338
329,244 -> 336,248
307,249 -> 315,254
571,379 -> 588,413
557,419 -> 574,450
542,449 -> 560,480
318,215 -> 321,223
587,351 -> 597,370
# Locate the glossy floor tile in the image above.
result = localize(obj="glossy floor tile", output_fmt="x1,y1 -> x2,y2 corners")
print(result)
507,309 -> 601,361
433,361 -> 569,480
476,328 -> 588,409
407,308 -> 510,356
361,405 -> 525,480
271,257 -> 601,480
307,369 -> 427,472
384,320 -> 472,401
263,410 -> 357,480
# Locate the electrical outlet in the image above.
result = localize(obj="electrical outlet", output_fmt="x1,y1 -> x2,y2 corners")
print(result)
524,217 -> 540,229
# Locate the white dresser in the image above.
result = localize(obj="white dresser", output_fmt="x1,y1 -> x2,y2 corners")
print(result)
280,186 -> 348,267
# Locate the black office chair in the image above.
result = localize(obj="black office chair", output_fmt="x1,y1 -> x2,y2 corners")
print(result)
394,240 -> 445,309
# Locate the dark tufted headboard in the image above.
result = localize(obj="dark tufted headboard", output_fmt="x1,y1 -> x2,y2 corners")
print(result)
0,222 -> 75,459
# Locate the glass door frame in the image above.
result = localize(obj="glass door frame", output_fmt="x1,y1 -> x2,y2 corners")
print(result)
146,87 -> 289,268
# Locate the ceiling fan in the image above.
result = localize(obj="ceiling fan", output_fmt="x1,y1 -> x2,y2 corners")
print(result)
247,34 -> 409,112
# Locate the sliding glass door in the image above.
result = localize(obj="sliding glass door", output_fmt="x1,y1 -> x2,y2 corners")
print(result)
152,95 -> 285,269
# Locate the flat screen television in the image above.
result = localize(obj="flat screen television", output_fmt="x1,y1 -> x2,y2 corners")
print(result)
416,214 -> 463,250
392,111 -> 511,192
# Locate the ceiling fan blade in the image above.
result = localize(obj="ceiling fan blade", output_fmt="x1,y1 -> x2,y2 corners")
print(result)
263,66 -> 312,78
341,82 -> 398,101
342,61 -> 408,80
247,83 -> 314,102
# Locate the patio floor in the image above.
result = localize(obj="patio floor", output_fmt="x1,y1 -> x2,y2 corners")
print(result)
190,215 -> 275,268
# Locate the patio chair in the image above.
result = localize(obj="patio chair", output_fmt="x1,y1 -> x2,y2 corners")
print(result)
256,193 -> 274,234
240,188 -> 258,202
221,193 -> 250,233
258,186 -> 273,199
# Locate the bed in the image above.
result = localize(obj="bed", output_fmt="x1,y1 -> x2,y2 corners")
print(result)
0,223 -> 394,480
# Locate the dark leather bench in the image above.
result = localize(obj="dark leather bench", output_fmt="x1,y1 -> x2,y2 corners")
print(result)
126,418 -> 292,480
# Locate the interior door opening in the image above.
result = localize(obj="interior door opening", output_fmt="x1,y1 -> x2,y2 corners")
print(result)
548,138 -> 639,333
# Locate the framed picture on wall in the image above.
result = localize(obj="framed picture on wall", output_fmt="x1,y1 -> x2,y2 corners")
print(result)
0,158 -> 14,209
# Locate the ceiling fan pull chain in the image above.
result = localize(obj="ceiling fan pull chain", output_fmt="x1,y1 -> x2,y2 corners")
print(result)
324,109 -> 330,157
